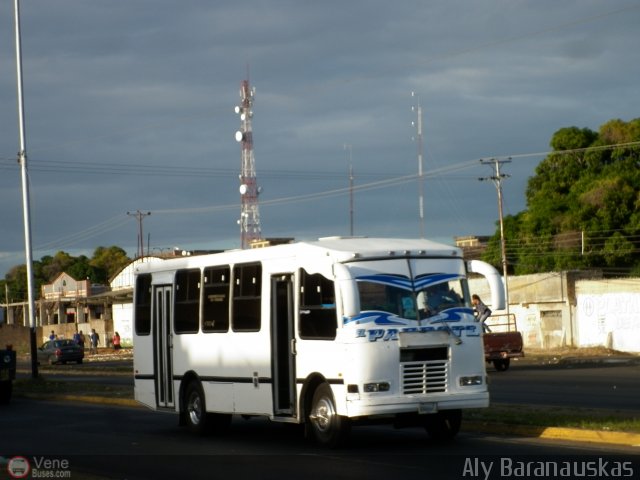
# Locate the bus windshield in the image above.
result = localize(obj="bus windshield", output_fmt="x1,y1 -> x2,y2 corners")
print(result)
356,274 -> 468,320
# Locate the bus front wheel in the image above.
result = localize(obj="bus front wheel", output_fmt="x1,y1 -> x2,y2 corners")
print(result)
307,383 -> 350,448
493,359 -> 510,371
423,409 -> 461,441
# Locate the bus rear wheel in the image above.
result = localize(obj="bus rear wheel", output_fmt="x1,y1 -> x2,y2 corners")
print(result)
185,381 -> 209,434
184,381 -> 231,435
307,383 -> 350,448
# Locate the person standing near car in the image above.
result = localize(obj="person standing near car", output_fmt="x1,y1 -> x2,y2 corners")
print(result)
73,330 -> 85,350
89,329 -> 100,354
112,332 -> 121,351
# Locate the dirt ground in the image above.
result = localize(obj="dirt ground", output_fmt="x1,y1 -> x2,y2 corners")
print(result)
511,345 -> 640,367
524,346 -> 639,357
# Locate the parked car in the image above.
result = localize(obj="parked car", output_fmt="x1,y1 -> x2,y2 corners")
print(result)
37,339 -> 84,365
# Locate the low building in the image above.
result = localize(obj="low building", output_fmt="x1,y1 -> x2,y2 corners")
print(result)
109,256 -> 166,347
40,272 -> 108,325
455,235 -> 490,260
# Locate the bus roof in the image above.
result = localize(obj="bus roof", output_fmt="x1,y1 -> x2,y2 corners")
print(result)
133,237 -> 462,274
309,237 -> 461,260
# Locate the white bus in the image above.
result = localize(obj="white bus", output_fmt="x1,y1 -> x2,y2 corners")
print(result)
133,237 -> 504,446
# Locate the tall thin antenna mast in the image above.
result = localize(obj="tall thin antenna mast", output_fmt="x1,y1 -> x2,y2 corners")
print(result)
412,92 -> 425,238
13,0 -> 38,378
479,158 -> 512,314
344,144 -> 354,236
235,79 -> 262,249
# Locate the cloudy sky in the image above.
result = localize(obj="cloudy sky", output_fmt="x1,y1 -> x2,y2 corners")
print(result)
1,0 -> 639,279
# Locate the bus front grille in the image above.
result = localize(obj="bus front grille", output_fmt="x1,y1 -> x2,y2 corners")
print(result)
401,360 -> 448,394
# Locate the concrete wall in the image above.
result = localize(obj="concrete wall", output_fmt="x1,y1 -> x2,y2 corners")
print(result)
575,279 -> 640,353
77,319 -> 112,348
471,272 -> 640,353
469,272 -> 572,348
113,303 -> 133,347
0,324 -> 32,353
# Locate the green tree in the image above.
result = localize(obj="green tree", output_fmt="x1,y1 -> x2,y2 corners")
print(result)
2,247 -> 132,302
90,246 -> 131,281
41,251 -> 76,281
483,118 -> 640,276
601,232 -> 635,267
4,265 -> 32,302
67,255 -> 100,283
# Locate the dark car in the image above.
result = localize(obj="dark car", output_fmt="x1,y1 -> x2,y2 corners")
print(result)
37,339 -> 84,365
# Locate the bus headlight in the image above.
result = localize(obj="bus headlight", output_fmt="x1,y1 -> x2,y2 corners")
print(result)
364,382 -> 390,393
459,375 -> 483,386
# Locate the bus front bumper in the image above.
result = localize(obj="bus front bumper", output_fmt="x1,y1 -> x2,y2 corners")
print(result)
344,391 -> 489,418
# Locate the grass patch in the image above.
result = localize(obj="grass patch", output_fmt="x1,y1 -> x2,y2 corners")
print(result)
465,404 -> 640,433
35,364 -> 134,374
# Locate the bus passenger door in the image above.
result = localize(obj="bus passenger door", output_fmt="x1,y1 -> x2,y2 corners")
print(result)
154,285 -> 175,409
270,274 -> 296,417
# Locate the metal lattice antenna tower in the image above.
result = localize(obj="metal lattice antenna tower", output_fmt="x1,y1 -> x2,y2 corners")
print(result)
234,79 -> 262,249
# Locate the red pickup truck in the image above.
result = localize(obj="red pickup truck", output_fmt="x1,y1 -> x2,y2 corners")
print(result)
483,313 -> 524,371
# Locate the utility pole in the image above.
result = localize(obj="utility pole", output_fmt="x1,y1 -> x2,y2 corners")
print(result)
127,210 -> 151,258
13,0 -> 38,378
344,144 -> 354,236
411,92 -> 425,238
479,158 -> 511,315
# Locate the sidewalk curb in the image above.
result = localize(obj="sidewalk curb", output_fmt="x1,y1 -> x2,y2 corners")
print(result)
464,421 -> 640,447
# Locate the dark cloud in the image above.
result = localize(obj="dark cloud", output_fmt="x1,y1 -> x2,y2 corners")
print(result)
1,0 -> 639,277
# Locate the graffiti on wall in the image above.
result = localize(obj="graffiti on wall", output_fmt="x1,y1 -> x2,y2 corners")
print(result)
577,293 -> 640,353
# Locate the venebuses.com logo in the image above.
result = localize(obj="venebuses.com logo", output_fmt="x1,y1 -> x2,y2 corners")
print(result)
4,455 -> 71,479
7,456 -> 30,479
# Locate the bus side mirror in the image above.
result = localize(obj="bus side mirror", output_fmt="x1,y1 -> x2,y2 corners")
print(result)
466,260 -> 505,310
333,264 -> 359,318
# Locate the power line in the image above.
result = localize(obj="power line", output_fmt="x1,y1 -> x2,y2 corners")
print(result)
2,140 -> 637,180
2,140 -> 636,267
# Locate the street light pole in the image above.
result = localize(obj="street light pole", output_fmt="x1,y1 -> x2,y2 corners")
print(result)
479,158 -> 511,315
13,0 -> 38,378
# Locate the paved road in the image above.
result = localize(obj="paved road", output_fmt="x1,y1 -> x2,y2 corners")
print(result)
1,398 -> 638,480
488,362 -> 640,411
19,358 -> 640,413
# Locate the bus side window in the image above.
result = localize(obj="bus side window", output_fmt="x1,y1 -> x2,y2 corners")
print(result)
174,268 -> 201,334
135,274 -> 152,335
299,269 -> 337,340
232,263 -> 262,332
202,266 -> 230,333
